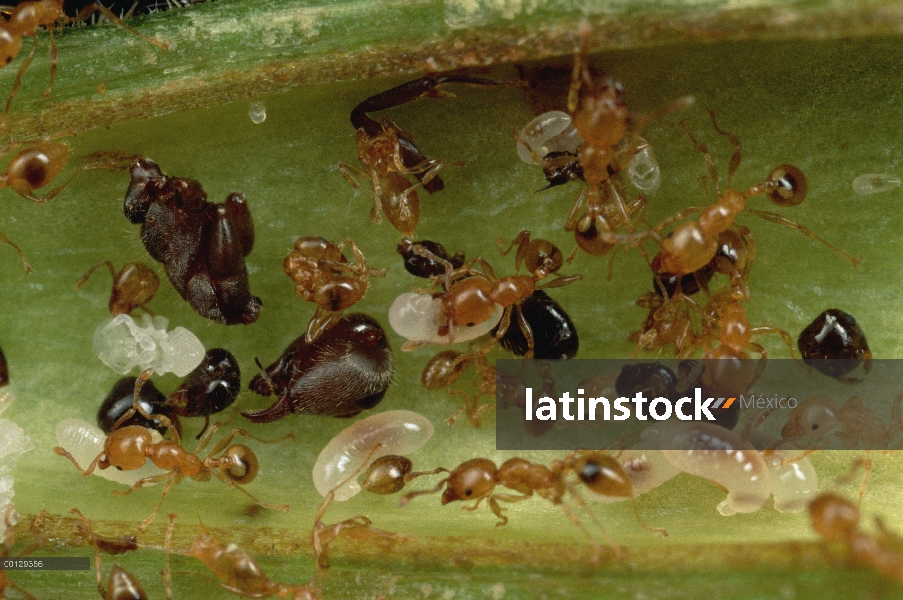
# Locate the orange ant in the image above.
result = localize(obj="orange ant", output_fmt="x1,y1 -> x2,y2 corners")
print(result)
167,445 -> 393,599
69,508 -> 149,600
283,236 -> 386,343
54,369 -> 291,531
810,492 -> 903,583
645,110 -> 858,279
0,0 -> 169,124
0,141 -> 125,272
338,122 -> 440,237
395,451 -> 666,563
74,261 -> 160,316
415,236 -> 581,360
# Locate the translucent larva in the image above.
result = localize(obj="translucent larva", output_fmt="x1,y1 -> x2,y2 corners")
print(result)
312,410 -> 434,501
54,419 -> 165,486
627,138 -> 661,192
643,422 -> 771,516
747,430 -> 818,514
516,111 -> 583,165
852,173 -> 901,196
388,292 -> 503,348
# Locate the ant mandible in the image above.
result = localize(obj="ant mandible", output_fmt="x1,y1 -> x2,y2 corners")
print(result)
54,369 -> 291,531
0,1 -> 169,124
283,236 -> 386,342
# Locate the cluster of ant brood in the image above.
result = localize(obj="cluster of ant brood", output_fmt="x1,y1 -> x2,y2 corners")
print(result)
0,8 -> 893,597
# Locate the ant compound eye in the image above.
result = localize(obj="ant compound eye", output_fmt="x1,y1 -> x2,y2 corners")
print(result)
768,164 -> 808,207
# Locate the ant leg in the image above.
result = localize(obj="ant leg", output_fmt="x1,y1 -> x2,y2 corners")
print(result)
399,476 -> 450,507
629,498 -> 668,537
678,121 -> 721,197
111,368 -> 177,437
209,470 -> 290,515
138,473 -> 180,532
565,484 -> 625,563
515,306 -> 536,359
305,308 -> 344,344
706,110 -> 742,189
1,35 -> 37,129
44,28 -> 57,98
164,514 -> 176,600
749,326 -> 796,358
488,493 -> 532,527
75,3 -> 170,50
70,508 -> 106,597
338,162 -> 383,223
538,274 -> 583,289
200,427 -> 294,459
111,472 -> 174,498
74,261 -> 116,290
744,207 -> 861,265
564,187 -> 588,232
53,447 -> 103,476
0,229 -> 33,274
567,21 -> 591,114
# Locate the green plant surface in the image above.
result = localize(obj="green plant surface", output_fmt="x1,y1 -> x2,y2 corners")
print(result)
0,3 -> 902,599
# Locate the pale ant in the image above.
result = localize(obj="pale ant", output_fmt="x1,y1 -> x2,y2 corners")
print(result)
415,235 -> 581,360
775,394 -> 903,451
0,0 -> 169,125
283,236 -> 386,342
74,260 -> 160,316
810,492 -> 903,583
349,75 -> 506,195
643,110 -> 858,280
54,369 -> 292,531
69,508 -> 150,600
395,451 -> 667,563
421,350 -> 495,427
166,445 -> 395,599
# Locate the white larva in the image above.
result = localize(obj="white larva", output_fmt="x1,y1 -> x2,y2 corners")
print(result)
55,419 -> 165,486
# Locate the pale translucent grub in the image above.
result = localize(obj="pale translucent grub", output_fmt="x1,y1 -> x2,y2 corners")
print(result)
249,102 -> 267,124
627,138 -> 661,192
747,430 -> 818,514
644,422 -> 771,516
389,292 -> 503,347
852,173 -> 900,195
0,417 -> 32,538
313,410 -> 434,501
516,111 -> 582,165
55,419 -> 165,486
93,313 -> 205,377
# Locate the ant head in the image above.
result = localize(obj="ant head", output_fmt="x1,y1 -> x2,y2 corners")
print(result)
767,164 -> 808,206
441,458 -> 496,505
809,493 -> 860,541
220,444 -> 259,484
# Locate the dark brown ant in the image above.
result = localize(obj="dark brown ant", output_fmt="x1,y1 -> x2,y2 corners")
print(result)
283,236 -> 386,342
243,313 -> 393,423
74,261 -> 159,316
798,309 -> 872,383
0,0 -> 169,125
349,75 -> 506,194
123,158 -> 262,325
397,451 -> 667,562
55,370 -> 290,530
397,238 -> 464,278
69,508 -> 148,600
166,348 -> 240,438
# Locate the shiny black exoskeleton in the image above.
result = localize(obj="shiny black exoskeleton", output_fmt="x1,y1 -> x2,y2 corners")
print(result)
798,309 -> 872,382
242,313 -> 394,422
493,290 -> 578,359
615,362 -> 677,400
97,377 -> 178,436
397,238 -> 465,278
167,348 -> 240,437
123,159 -> 261,325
